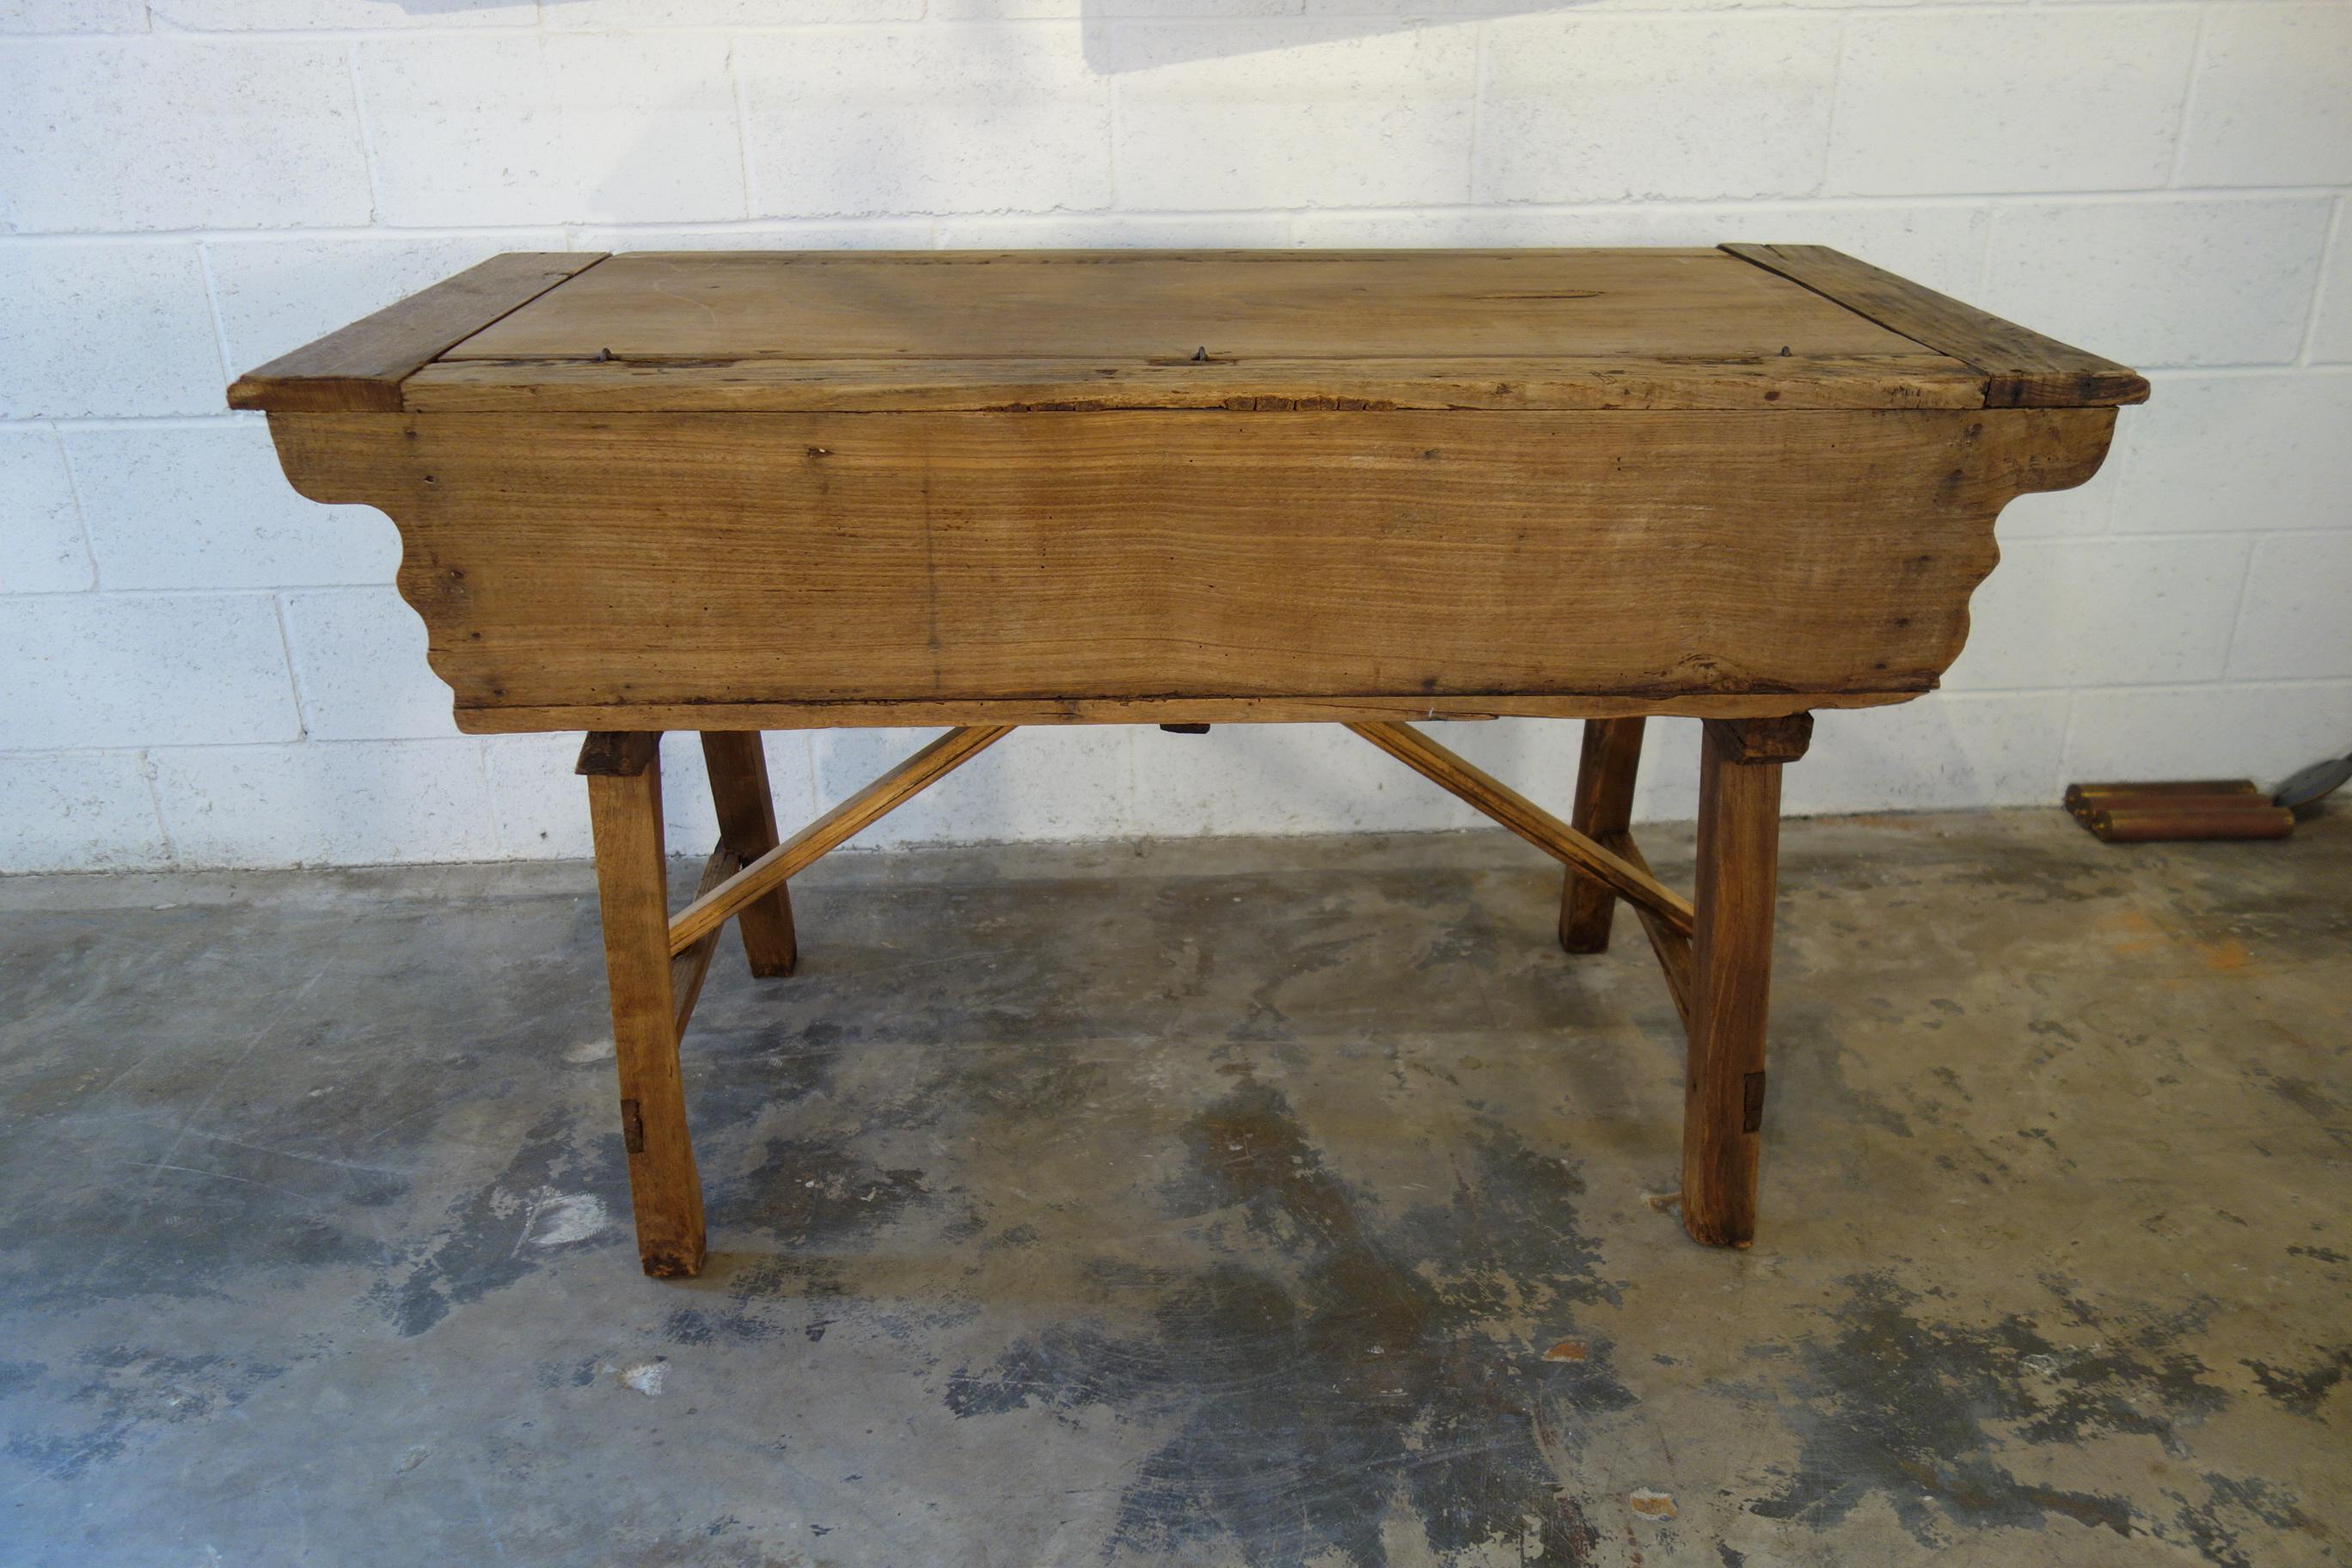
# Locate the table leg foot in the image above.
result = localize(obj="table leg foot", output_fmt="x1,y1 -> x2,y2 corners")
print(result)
700,732 -> 798,978
1559,717 -> 1646,953
1679,715 -> 1808,1249
584,733 -> 708,1278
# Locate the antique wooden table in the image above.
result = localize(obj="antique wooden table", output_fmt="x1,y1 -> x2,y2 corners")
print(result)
230,247 -> 2145,1275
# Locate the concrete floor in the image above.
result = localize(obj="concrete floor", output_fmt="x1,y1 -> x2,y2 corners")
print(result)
1,809 -> 2346,1567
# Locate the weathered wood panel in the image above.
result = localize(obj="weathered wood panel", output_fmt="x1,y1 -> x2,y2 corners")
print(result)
1722,244 -> 2150,409
443,248 -> 1938,366
269,407 -> 2116,732
401,352 -> 1988,413
228,254 -> 606,413
1681,718 -> 1795,1248
412,248 -> 1985,413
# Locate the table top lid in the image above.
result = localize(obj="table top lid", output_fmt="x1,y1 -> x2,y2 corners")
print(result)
227,246 -> 2148,416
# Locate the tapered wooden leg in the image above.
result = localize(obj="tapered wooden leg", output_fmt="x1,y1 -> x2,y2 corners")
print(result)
1681,715 -> 1810,1249
699,732 -> 798,977
581,733 -> 707,1278
1559,717 -> 1647,953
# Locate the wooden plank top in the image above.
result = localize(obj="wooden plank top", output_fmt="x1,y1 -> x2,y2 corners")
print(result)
229,247 -> 2146,415
227,253 -> 605,413
445,248 -> 1918,362
1722,243 -> 2149,409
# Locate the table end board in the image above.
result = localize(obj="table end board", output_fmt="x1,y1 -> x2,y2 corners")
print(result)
226,253 -> 609,413
1719,243 -> 2150,410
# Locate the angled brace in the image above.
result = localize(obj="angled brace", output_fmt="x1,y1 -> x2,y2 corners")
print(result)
1344,721 -> 1696,937
667,726 -> 1014,958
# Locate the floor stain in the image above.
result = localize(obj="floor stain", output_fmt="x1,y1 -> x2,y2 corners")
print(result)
1749,1271 -> 2288,1559
368,1107 -> 622,1337
946,1077 -> 1632,1565
0,810 -> 2343,1565
4,1348 -> 290,1482
2243,1345 -> 2352,1418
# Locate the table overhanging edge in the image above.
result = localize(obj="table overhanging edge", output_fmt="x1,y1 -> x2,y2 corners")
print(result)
393,353 -> 1993,413
449,690 -> 1924,734
221,245 -> 2147,416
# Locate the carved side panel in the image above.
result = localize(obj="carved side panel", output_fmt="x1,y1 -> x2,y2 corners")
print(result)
268,408 -> 2117,732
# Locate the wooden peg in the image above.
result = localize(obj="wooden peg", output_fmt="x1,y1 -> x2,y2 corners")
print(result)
1702,713 -> 1814,765
578,731 -> 660,777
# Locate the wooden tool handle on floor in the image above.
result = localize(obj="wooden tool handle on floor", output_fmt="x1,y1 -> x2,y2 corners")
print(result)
2090,805 -> 2294,842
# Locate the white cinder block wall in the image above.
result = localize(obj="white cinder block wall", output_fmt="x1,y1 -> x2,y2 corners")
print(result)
3,0 -> 2349,872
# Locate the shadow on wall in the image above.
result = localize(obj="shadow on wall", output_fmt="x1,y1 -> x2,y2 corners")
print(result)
236,0 -> 2020,856
1067,4 -> 1595,74
536,16 -> 1618,230
330,0 -> 1887,240
411,0 -> 1596,71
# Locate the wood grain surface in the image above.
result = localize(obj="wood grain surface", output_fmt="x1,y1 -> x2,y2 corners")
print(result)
456,693 -> 1918,732
401,352 -> 1989,414
1559,717 -> 1648,953
228,253 -> 605,413
397,248 -> 1998,413
270,407 -> 2116,731
1681,719 -> 1789,1248
1602,825 -> 1694,1031
1722,244 -> 2150,409
229,248 -> 2147,416
699,732 -> 798,977
584,751 -> 707,1277
444,248 -> 1931,364
220,246 -> 2151,1264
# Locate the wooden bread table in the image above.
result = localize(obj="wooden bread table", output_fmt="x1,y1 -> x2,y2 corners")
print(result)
229,246 -> 2145,1274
